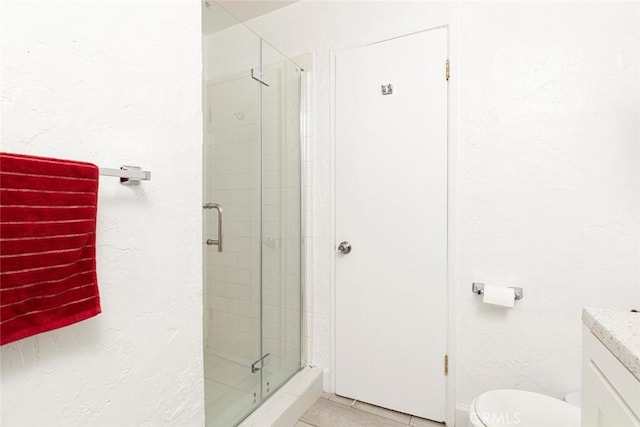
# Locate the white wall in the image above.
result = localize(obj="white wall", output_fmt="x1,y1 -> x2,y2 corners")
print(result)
455,2 -> 639,410
0,1 -> 204,425
245,0 -> 640,423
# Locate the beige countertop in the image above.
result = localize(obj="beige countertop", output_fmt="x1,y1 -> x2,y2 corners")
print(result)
583,307 -> 640,381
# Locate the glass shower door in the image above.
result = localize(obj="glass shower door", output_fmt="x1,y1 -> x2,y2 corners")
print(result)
260,40 -> 303,399
203,3 -> 263,424
203,3 -> 303,425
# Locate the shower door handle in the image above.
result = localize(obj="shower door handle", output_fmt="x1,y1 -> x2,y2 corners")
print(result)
203,203 -> 223,252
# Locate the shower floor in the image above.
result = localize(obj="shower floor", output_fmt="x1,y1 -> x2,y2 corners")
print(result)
204,349 -> 296,426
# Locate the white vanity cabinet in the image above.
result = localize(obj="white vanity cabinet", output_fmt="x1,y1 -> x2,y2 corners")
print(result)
582,326 -> 640,427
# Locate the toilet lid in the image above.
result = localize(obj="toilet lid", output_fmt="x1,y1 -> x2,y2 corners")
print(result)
473,389 -> 580,427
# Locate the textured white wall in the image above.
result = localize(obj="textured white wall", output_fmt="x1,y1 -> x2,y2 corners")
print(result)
245,0 -> 640,423
455,2 -> 639,409
0,1 -> 204,425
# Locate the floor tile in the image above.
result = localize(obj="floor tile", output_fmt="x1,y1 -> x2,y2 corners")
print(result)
353,401 -> 411,424
295,422 -> 315,427
409,415 -> 443,427
300,398 -> 407,427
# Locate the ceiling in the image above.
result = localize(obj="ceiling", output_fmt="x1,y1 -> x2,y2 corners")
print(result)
203,0 -> 299,34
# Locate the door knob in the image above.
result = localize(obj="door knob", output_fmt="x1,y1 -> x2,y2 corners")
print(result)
338,241 -> 352,254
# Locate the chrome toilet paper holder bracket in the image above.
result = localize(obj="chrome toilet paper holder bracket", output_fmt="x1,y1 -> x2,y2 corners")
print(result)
472,282 -> 524,301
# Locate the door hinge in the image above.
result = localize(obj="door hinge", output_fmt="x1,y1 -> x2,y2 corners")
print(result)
445,59 -> 450,81
444,354 -> 449,376
251,353 -> 271,373
251,68 -> 270,87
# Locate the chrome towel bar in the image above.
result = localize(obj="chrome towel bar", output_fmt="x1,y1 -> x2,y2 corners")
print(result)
99,165 -> 151,185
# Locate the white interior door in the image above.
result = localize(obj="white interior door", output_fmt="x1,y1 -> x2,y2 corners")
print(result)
335,28 -> 448,421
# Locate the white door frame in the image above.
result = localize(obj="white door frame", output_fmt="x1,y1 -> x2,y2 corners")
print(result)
328,19 -> 459,427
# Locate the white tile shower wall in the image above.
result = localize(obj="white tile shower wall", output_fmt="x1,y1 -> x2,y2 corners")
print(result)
0,1 -> 203,425
246,1 -> 640,424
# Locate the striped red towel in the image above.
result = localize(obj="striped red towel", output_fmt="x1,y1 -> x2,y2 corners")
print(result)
0,152 -> 101,345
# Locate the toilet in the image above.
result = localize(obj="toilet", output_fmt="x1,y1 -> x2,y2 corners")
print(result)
469,389 -> 580,427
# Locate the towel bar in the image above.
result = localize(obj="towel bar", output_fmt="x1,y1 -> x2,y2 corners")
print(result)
99,165 -> 150,185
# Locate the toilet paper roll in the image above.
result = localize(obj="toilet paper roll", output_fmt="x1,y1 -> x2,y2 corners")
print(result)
482,285 -> 515,308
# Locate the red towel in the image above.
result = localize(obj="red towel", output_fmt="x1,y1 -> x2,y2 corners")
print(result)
0,152 -> 101,345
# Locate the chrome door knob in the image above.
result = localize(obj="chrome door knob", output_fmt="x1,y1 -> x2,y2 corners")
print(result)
338,241 -> 352,254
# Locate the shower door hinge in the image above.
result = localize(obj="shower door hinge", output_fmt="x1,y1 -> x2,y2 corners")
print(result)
444,354 -> 449,376
251,353 -> 271,373
251,68 -> 270,87
445,59 -> 450,81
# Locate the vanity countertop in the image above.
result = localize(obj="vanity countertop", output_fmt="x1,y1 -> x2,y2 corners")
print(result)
583,308 -> 640,380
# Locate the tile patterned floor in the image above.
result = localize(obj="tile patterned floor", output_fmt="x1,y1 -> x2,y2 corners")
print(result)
296,393 -> 444,427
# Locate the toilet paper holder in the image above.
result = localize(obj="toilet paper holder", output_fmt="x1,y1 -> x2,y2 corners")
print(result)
472,282 -> 523,301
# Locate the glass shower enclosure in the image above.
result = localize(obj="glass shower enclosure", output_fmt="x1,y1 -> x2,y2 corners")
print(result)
202,2 -> 303,426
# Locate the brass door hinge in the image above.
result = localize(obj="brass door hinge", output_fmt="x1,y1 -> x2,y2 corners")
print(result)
445,59 -> 450,81
444,354 -> 449,376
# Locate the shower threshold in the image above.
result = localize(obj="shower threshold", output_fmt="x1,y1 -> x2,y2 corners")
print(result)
238,366 -> 322,427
